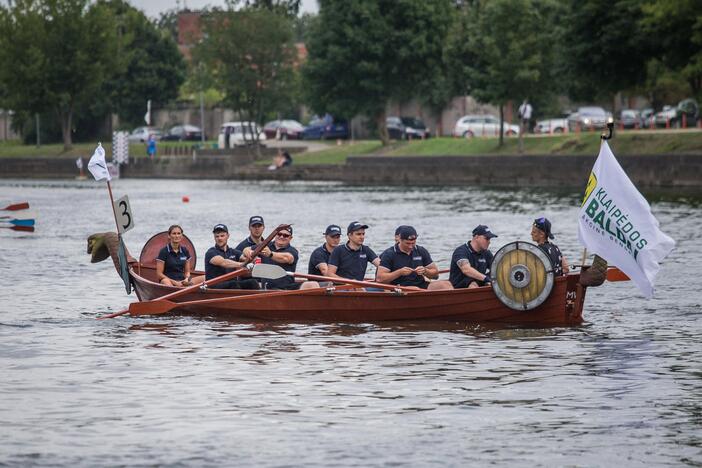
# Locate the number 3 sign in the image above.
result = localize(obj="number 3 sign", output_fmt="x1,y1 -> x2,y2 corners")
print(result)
113,195 -> 135,234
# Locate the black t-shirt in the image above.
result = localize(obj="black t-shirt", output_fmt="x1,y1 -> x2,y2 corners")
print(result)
328,243 -> 378,281
379,244 -> 433,287
449,242 -> 493,289
261,241 -> 299,289
204,244 -> 243,280
538,242 -> 565,276
156,245 -> 191,280
235,236 -> 258,253
308,243 -> 334,276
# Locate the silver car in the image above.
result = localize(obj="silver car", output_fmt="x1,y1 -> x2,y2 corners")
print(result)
453,114 -> 520,138
567,107 -> 611,131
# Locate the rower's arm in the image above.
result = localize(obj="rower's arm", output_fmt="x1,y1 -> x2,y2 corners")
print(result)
376,266 -> 412,284
325,264 -> 342,279
270,251 -> 294,264
562,255 -> 570,274
210,255 -> 246,270
155,259 -> 167,281
457,259 -> 488,282
422,262 -> 439,280
317,263 -> 329,275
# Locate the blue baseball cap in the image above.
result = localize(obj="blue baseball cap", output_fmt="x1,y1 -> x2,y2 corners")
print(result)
249,215 -> 264,226
398,225 -> 418,240
472,224 -> 497,239
324,224 -> 342,236
533,217 -> 554,239
347,221 -> 369,234
212,223 -> 228,233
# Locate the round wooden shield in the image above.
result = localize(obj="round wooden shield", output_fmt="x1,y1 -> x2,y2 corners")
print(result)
492,241 -> 555,311
139,231 -> 197,269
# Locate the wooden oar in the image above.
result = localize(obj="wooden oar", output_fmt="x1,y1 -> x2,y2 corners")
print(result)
99,224 -> 291,319
253,264 -> 418,292
1,202 -> 29,211
0,225 -> 34,232
127,284 -> 356,317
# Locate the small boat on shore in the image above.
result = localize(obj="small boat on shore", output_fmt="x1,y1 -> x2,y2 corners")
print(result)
90,229 -> 621,327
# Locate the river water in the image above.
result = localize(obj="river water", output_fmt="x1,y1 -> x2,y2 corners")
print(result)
1,179 -> 700,467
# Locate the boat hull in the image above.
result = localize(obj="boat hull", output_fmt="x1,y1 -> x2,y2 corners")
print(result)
129,264 -> 586,326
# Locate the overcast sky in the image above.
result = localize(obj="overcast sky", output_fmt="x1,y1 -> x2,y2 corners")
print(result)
130,0 -> 319,18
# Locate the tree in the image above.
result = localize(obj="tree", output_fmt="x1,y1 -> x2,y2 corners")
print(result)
303,0 -> 454,145
0,0 -> 118,150
448,0 -> 556,147
194,6 -> 298,144
101,0 -> 186,128
561,0 -> 651,105
640,0 -> 702,100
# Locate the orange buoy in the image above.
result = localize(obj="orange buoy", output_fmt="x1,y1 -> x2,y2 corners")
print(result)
182,196 -> 190,203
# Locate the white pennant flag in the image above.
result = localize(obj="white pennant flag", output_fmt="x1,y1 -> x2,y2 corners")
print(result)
144,99 -> 151,125
75,157 -> 83,169
87,143 -> 111,181
578,141 -> 675,297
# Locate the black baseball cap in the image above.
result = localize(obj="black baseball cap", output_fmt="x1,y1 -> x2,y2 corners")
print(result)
279,226 -> 293,235
249,215 -> 264,226
394,225 -> 408,236
324,224 -> 342,236
472,224 -> 497,239
398,225 -> 418,240
212,223 -> 228,233
347,221 -> 369,233
533,217 -> 554,239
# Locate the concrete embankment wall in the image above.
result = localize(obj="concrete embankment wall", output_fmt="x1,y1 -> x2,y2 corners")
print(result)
2,153 -> 701,189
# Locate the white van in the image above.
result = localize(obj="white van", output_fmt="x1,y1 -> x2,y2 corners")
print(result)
217,121 -> 267,149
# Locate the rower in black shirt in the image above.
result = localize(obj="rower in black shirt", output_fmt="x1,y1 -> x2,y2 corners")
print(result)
327,221 -> 380,281
377,225 -> 453,290
449,224 -> 497,289
308,224 -> 342,276
205,224 -> 259,289
531,217 -> 569,276
258,226 -> 320,290
237,215 -> 271,261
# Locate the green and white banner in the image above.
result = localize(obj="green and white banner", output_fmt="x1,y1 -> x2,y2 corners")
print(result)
578,141 -> 675,297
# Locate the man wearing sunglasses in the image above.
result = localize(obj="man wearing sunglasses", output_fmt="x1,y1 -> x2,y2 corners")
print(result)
449,224 -> 497,289
377,225 -> 452,290
258,226 -> 301,289
308,224 -> 342,276
531,217 -> 569,276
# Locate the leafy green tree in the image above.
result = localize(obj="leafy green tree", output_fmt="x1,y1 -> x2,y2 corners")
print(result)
101,0 -> 185,128
561,0 -> 651,105
448,0 -> 557,147
303,0 -> 454,144
640,0 -> 702,100
0,0 -> 118,150
240,0 -> 301,17
194,6 -> 298,143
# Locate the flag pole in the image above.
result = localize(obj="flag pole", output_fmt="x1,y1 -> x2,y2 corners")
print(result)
580,118 -> 615,269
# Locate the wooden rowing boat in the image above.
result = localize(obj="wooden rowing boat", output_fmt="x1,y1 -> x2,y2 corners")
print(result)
88,231 -> 619,327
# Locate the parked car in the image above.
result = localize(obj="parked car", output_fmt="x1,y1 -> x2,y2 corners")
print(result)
262,119 -> 305,140
128,126 -> 162,143
533,117 -> 568,134
217,121 -> 267,149
301,115 -> 349,140
675,98 -> 699,126
653,105 -> 677,127
619,109 -> 642,129
453,114 -> 519,138
386,116 -> 431,140
161,124 -> 204,141
567,106 -> 611,131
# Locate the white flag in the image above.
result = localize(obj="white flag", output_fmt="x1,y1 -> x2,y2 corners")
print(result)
578,141 -> 675,297
87,143 -> 111,181
76,157 -> 83,169
144,99 -> 151,125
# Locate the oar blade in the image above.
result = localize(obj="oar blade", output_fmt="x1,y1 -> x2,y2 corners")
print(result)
0,225 -> 35,232
1,202 -> 29,211
251,263 -> 288,280
9,219 -> 35,227
128,299 -> 178,316
606,267 -> 630,282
